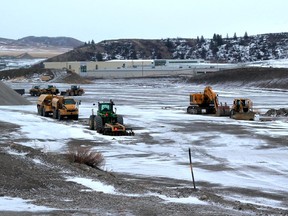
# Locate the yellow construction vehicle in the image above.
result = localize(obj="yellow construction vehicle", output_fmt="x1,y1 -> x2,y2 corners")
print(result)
51,96 -> 79,120
61,85 -> 85,96
30,85 -> 59,96
37,94 -> 55,117
187,86 -> 230,116
230,98 -> 255,120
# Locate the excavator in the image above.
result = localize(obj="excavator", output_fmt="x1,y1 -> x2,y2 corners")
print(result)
187,86 -> 230,116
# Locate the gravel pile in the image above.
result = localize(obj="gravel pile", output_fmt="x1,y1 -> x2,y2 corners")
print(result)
0,80 -> 31,105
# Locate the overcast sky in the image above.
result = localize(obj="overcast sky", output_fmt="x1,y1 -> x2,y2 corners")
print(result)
1,0 -> 287,43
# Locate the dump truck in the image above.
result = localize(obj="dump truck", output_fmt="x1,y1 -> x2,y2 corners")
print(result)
37,94 -> 55,117
187,86 -> 230,116
51,96 -> 79,120
61,85 -> 85,96
230,98 -> 256,120
89,100 -> 134,136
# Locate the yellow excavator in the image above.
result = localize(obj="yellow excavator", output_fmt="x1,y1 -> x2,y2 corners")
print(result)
187,86 -> 230,116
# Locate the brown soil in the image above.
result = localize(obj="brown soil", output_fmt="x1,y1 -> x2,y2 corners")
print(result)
187,67 -> 288,89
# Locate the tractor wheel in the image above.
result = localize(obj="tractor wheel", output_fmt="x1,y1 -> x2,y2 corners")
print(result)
117,115 -> 124,125
89,115 -> 95,130
94,116 -> 103,133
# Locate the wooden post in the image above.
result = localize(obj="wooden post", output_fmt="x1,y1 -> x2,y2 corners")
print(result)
189,148 -> 196,190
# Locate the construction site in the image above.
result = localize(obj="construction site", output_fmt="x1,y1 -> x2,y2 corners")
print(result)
0,68 -> 288,215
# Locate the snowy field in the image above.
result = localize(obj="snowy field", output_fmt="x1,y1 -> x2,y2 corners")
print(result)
1,77 -> 288,211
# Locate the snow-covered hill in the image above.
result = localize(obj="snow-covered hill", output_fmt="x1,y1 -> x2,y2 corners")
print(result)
48,32 -> 288,63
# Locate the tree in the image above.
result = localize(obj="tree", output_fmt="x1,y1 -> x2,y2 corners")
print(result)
244,31 -> 249,40
233,32 -> 237,40
96,52 -> 103,61
200,35 -> 205,43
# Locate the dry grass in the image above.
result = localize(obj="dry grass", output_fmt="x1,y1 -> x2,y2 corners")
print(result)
67,146 -> 105,169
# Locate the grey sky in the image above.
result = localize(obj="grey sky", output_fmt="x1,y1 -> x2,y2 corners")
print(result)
1,0 -> 287,42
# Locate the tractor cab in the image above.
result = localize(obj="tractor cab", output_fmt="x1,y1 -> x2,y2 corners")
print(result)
97,100 -> 117,124
89,100 -> 134,136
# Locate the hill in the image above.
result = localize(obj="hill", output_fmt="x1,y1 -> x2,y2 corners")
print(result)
0,36 -> 84,58
47,32 -> 288,63
0,36 -> 84,48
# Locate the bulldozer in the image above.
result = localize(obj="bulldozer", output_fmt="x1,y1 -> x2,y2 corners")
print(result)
187,86 -> 230,116
89,100 -> 134,136
230,98 -> 256,120
61,85 -> 85,96
51,96 -> 79,120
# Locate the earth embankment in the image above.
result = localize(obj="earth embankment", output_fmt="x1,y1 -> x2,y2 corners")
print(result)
187,67 -> 288,89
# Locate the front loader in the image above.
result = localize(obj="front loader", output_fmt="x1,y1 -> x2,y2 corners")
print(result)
89,100 -> 134,136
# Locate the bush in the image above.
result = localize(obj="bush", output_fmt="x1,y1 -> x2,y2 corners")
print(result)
67,146 -> 105,169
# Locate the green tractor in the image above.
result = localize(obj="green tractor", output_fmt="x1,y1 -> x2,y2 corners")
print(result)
89,100 -> 134,136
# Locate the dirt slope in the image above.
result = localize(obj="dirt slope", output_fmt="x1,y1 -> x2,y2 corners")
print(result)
0,81 -> 31,105
187,67 -> 288,89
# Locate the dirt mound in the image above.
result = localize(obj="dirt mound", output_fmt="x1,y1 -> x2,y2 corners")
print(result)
0,81 -> 31,105
55,70 -> 93,84
187,67 -> 288,89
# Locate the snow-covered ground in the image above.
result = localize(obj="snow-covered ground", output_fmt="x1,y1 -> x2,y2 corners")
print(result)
1,77 -> 288,212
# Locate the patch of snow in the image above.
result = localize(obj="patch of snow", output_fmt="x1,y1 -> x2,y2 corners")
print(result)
0,196 -> 57,212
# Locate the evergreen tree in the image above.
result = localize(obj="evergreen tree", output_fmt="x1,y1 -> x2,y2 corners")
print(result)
200,35 -> 205,43
233,33 -> 237,40
244,31 -> 249,40
96,52 -> 103,61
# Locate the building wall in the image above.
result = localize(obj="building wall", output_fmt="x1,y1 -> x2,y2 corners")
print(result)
44,59 -> 239,78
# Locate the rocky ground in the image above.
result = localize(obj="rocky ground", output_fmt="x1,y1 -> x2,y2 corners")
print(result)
0,67 -> 288,215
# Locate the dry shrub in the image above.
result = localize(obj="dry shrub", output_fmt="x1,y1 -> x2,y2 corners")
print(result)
68,146 -> 105,169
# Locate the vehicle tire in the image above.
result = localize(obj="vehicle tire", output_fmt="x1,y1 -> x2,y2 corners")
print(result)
37,106 -> 41,115
53,109 -> 58,119
89,115 -> 95,130
74,115 -> 79,120
39,106 -> 43,116
58,110 -> 62,120
117,115 -> 124,125
95,116 -> 103,133
43,107 -> 47,117
230,110 -> 235,118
